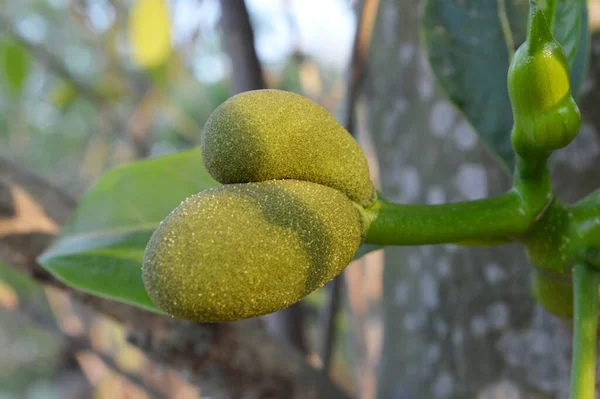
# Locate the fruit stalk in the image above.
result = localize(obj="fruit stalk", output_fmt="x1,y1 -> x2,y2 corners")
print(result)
363,190 -> 532,246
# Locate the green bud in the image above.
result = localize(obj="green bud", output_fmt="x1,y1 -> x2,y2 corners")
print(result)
142,179 -> 364,322
201,89 -> 376,207
508,2 -> 581,156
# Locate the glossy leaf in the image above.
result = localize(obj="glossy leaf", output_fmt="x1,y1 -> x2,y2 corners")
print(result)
128,0 -> 172,69
421,0 -> 588,170
1,41 -> 30,96
39,149 -> 218,312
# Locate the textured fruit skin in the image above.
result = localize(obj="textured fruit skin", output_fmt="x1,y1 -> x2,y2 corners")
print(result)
142,179 -> 363,322
201,89 -> 376,207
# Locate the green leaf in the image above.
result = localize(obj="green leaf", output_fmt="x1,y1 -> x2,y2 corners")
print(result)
38,149 -> 218,312
554,0 -> 582,66
565,1 -> 589,96
0,41 -> 30,96
421,0 -> 588,170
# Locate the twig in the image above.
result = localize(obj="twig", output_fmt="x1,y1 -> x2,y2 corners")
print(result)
319,0 -> 380,374
344,0 -> 381,135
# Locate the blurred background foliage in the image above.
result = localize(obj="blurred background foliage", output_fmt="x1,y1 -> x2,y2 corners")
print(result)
0,0 -> 353,196
0,0 -> 357,397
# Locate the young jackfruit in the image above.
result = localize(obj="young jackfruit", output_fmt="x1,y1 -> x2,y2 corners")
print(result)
508,2 -> 581,156
142,179 -> 364,322
201,89 -> 376,207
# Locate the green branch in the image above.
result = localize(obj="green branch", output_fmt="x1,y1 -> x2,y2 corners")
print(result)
363,190 -> 535,246
570,260 -> 598,399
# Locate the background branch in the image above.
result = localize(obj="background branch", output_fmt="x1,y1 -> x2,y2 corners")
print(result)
218,0 -> 308,354
219,0 -> 265,93
319,0 -> 380,374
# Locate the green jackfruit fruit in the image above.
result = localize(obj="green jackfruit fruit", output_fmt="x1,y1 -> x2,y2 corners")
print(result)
142,179 -> 364,322
201,89 -> 376,207
508,2 -> 580,156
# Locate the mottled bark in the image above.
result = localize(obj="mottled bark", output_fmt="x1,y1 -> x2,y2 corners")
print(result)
0,156 -> 348,399
361,1 -> 600,398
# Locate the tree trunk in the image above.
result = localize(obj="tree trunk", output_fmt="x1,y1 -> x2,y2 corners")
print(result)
361,1 -> 600,398
219,0 -> 265,94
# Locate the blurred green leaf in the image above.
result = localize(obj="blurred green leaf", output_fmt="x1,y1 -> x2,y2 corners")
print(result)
0,260 -> 39,298
39,148 -> 218,312
421,0 -> 588,170
562,1 -> 589,96
1,40 -> 30,96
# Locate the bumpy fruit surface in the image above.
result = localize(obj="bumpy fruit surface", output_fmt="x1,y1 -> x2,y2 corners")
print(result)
142,179 -> 363,322
508,3 -> 580,156
201,89 -> 376,207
